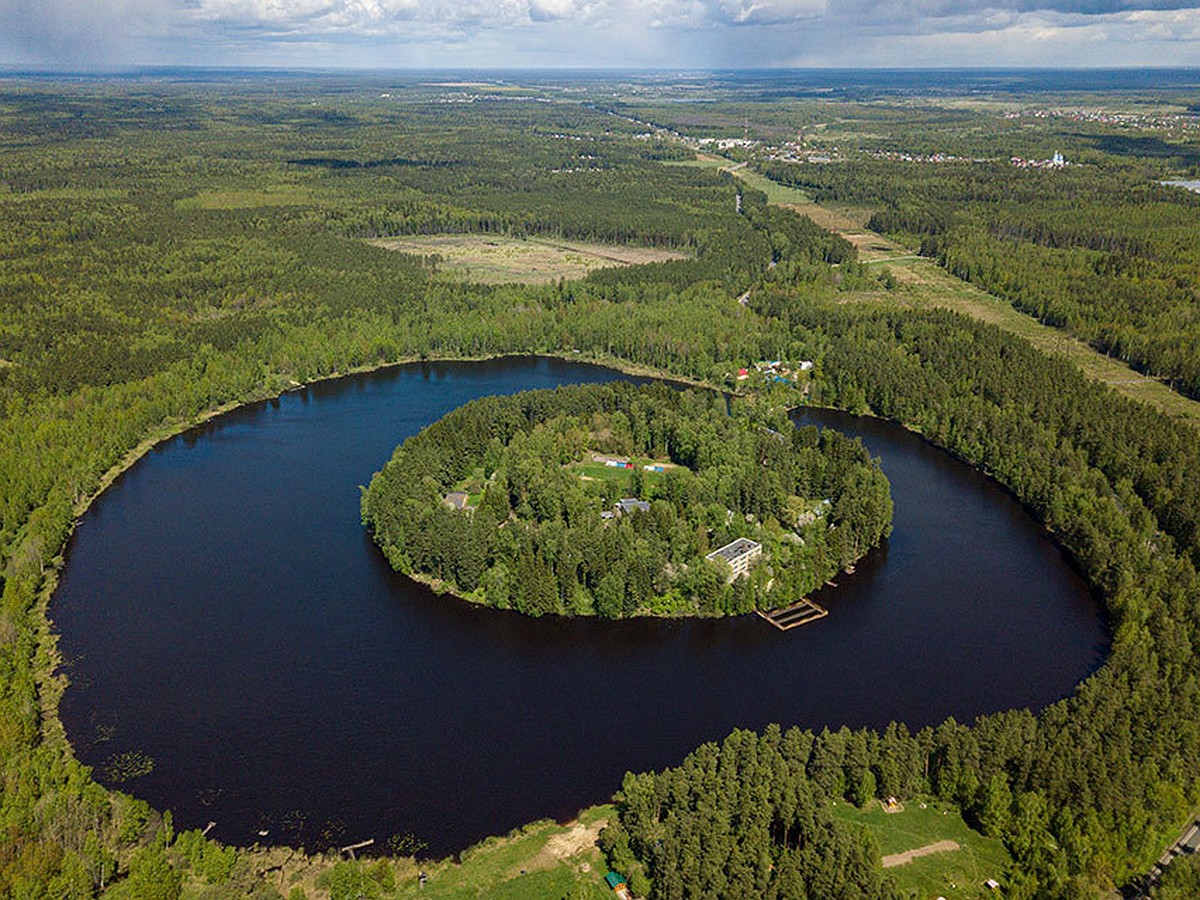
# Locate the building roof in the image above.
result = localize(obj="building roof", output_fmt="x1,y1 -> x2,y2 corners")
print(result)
605,872 -> 626,889
444,491 -> 468,509
616,498 -> 650,514
706,537 -> 761,564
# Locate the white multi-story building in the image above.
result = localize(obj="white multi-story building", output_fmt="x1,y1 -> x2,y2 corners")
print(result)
706,538 -> 762,581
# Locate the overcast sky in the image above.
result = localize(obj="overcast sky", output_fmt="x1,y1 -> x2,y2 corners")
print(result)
2,0 -> 1200,69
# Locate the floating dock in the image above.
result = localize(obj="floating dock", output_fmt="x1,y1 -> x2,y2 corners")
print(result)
756,598 -> 828,631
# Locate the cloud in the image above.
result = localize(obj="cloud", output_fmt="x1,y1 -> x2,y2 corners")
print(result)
2,0 -> 1200,67
190,0 -> 566,31
0,0 -> 180,65
527,0 -> 584,22
181,0 -> 1200,41
703,0 -> 828,25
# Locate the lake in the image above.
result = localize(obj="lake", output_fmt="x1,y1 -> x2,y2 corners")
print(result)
1161,179 -> 1200,194
53,357 -> 1106,857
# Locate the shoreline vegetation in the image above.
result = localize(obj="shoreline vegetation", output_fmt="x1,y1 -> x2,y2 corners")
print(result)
4,77 -> 1200,900
362,382 -> 892,619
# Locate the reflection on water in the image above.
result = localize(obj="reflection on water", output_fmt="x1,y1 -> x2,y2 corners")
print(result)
54,357 -> 1105,856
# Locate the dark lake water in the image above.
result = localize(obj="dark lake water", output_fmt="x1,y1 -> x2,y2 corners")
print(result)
53,356 -> 1106,857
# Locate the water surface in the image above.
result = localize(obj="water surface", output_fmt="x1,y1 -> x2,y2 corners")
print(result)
1162,179 -> 1200,194
54,357 -> 1105,856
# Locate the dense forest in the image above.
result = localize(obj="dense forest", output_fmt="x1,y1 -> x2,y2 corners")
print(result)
1,75 -> 1200,899
362,383 -> 891,617
760,158 -> 1200,399
601,727 -> 898,899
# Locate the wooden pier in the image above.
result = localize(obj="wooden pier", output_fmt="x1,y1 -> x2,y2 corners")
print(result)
340,839 -> 375,859
756,598 -> 828,631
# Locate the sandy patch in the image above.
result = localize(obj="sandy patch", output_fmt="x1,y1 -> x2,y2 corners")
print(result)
523,820 -> 606,874
882,839 -> 960,868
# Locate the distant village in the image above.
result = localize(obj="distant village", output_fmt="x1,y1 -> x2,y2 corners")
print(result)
618,108 -> 1089,173
1006,106 -> 1200,133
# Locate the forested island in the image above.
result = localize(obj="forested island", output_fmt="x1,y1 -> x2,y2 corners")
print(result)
362,383 -> 891,617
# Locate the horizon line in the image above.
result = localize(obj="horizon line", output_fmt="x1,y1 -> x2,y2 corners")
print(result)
5,63 -> 1200,76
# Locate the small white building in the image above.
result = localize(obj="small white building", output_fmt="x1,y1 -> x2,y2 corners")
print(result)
706,538 -> 762,581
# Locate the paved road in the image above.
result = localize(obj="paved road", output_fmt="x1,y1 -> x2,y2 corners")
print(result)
1128,817 -> 1200,897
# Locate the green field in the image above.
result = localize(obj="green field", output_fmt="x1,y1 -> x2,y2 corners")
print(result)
244,808 -> 616,900
847,247 -> 1200,428
831,799 -> 1011,899
568,455 -> 677,491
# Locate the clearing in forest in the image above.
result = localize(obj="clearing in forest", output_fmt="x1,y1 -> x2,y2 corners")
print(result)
831,799 -> 1010,899
368,234 -> 688,284
175,187 -> 314,209
666,154 -> 813,205
396,806 -> 613,900
840,237 -> 1200,427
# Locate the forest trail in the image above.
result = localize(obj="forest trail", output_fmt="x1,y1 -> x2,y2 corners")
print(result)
772,197 -> 1200,429
881,839 -> 961,868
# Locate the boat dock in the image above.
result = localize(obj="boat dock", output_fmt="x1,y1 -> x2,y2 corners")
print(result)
756,598 -> 828,631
